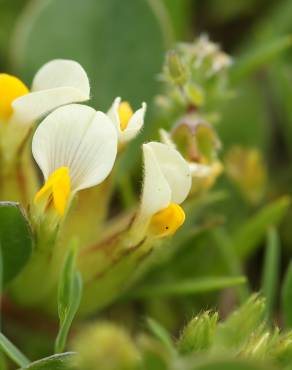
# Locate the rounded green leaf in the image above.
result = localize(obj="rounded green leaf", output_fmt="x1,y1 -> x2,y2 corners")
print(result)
0,202 -> 33,284
18,353 -> 76,370
11,0 -> 172,109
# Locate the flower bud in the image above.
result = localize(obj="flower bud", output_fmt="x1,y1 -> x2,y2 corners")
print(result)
213,295 -> 266,351
172,115 -> 221,164
72,321 -> 140,370
178,311 -> 218,354
165,50 -> 187,85
184,82 -> 205,107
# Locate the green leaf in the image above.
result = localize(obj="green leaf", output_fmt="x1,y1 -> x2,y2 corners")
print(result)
232,196 -> 290,259
231,35 -> 292,84
282,261 -> 292,328
18,352 -> 76,370
146,318 -> 175,354
261,227 -> 280,320
191,359 -> 271,370
11,0 -> 172,109
130,276 -> 246,298
55,242 -> 82,353
161,0 -> 191,38
0,202 -> 33,284
0,332 -> 30,368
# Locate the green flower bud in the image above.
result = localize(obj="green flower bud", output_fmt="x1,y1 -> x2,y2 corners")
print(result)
172,115 -> 221,164
165,50 -> 187,85
273,331 -> 292,367
178,311 -> 218,354
184,83 -> 205,107
240,330 -> 278,360
72,321 -> 140,370
213,295 -> 266,352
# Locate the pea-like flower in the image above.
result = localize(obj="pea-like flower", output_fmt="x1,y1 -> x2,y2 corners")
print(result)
107,97 -> 146,144
32,104 -> 118,216
0,59 -> 91,170
138,142 -> 191,237
0,59 -> 90,126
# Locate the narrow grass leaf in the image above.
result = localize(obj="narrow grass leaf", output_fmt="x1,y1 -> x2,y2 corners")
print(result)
232,196 -> 290,259
231,35 -> 292,84
0,333 -> 30,368
146,318 -> 175,354
55,241 -> 83,353
282,261 -> 292,328
261,227 -> 280,320
131,276 -> 246,298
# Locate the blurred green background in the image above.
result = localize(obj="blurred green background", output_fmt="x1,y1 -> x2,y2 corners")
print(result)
3,0 -> 292,342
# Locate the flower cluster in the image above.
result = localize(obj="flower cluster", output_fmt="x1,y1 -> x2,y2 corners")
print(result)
0,57 -> 199,313
1,38 -> 230,314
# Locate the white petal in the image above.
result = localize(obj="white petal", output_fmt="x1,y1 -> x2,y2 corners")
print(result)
32,59 -> 90,98
11,87 -> 90,125
107,98 -> 146,143
147,142 -> 191,204
32,104 -> 117,192
107,96 -> 121,132
120,102 -> 146,143
141,143 -> 171,216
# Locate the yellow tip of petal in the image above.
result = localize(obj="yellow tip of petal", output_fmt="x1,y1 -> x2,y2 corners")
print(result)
149,203 -> 185,238
118,101 -> 133,131
34,167 -> 71,216
0,73 -> 29,121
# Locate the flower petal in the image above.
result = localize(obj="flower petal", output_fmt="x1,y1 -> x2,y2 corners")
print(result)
107,98 -> 146,143
141,143 -> 171,216
32,104 -> 117,192
121,102 -> 146,142
107,96 -> 121,132
32,59 -> 90,97
12,87 -> 90,125
147,142 -> 191,204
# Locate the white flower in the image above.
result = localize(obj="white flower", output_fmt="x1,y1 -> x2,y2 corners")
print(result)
137,142 -> 191,237
32,104 -> 117,215
11,59 -> 90,125
107,97 -> 146,143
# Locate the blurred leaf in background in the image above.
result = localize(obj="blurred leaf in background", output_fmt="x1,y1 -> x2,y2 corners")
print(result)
0,0 -> 28,69
10,0 -> 173,110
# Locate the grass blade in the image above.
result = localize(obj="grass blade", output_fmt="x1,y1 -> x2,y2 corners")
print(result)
282,261 -> 292,328
233,196 -> 290,260
231,35 -> 292,84
0,333 -> 30,367
55,241 -> 83,353
146,318 -> 175,354
131,276 -> 246,298
261,227 -> 280,320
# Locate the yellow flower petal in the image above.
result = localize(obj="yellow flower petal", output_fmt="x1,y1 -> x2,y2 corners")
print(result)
34,167 -> 71,216
0,74 -> 29,121
149,203 -> 185,237
118,101 -> 133,131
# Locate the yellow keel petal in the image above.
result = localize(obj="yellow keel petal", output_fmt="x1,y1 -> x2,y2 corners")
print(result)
149,203 -> 185,237
0,74 -> 29,121
34,167 -> 71,216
